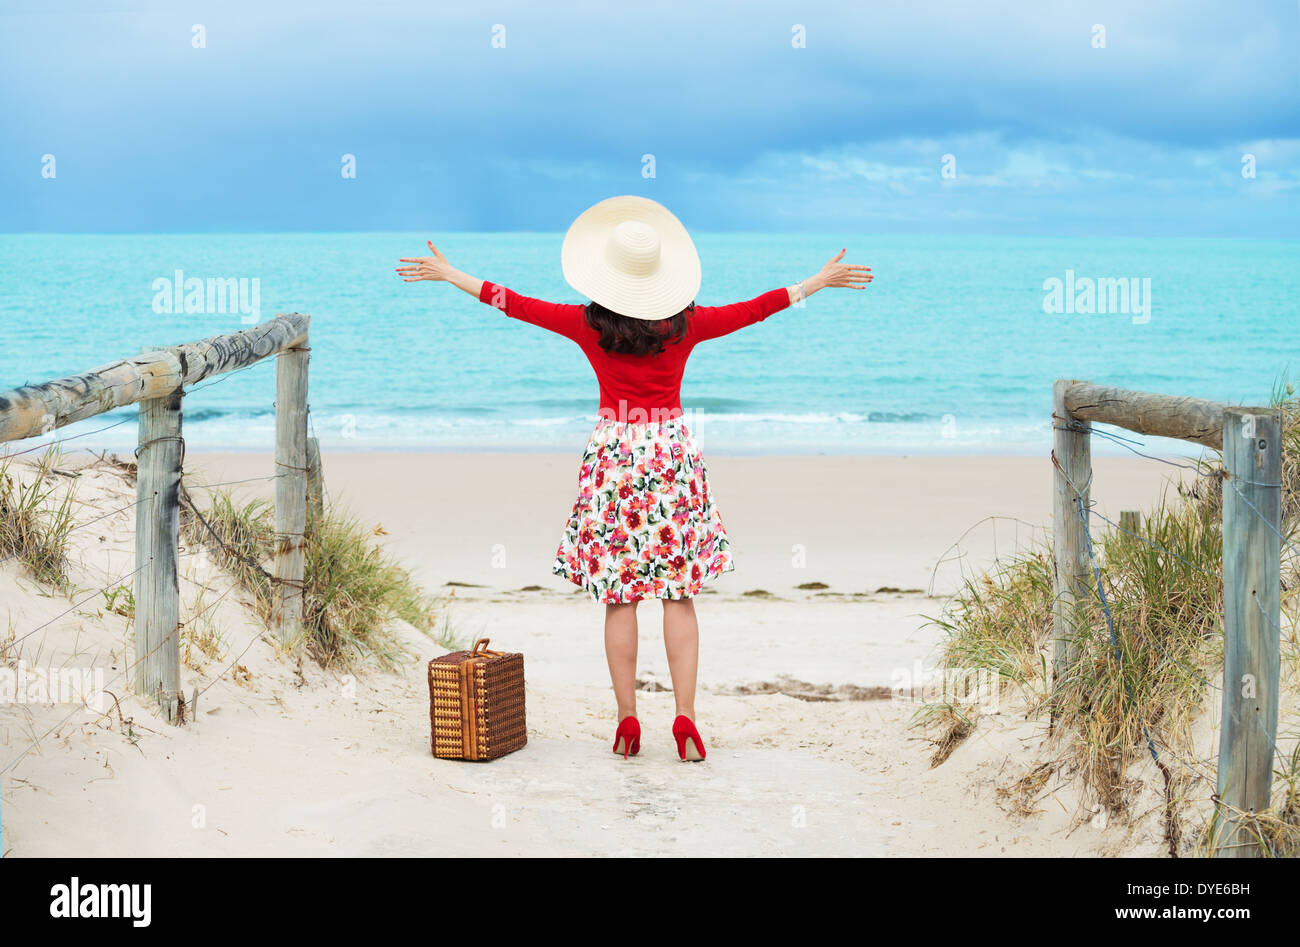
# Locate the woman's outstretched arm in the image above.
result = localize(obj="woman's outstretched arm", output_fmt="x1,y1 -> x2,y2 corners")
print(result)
398,240 -> 589,341
691,249 -> 872,343
397,241 -> 483,297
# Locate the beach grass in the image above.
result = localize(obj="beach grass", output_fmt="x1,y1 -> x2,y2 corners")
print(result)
184,488 -> 453,670
931,386 -> 1300,855
0,447 -> 76,592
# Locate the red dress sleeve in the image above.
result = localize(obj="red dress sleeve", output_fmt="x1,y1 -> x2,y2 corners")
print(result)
480,281 -> 590,343
687,288 -> 790,343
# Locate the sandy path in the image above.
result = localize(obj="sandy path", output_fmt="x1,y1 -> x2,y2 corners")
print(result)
3,588 -> 926,857
4,585 -> 1126,857
2,453 -> 1186,856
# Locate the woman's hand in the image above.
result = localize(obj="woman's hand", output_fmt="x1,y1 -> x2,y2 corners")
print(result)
397,241 -> 455,282
807,249 -> 872,293
396,241 -> 484,298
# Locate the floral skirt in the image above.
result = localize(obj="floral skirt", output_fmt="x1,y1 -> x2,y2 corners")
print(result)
553,418 -> 734,603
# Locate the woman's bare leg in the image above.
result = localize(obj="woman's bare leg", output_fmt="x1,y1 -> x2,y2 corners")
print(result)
604,602 -> 639,720
662,599 -> 699,719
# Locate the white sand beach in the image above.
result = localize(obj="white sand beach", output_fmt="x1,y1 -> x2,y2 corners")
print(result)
1,451 -> 1198,857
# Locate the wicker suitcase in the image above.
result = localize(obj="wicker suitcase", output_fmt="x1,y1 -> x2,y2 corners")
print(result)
428,638 -> 527,761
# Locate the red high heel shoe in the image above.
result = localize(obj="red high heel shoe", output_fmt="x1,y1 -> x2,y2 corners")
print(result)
612,716 -> 640,759
672,715 -> 706,762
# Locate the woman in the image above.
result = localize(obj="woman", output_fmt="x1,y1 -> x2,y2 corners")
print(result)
398,196 -> 870,762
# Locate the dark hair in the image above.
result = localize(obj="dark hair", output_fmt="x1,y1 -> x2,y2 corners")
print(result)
584,300 -> 692,356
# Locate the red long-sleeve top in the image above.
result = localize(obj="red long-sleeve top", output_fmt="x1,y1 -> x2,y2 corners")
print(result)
479,281 -> 790,420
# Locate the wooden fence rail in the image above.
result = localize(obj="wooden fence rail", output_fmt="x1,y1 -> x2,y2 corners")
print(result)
0,314 -> 311,724
1052,378 -> 1282,858
1063,382 -> 1227,449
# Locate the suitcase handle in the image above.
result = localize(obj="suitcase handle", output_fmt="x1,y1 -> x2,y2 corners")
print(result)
470,638 -> 505,657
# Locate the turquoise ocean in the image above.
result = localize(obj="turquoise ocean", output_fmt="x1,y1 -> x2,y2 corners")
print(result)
1,234 -> 1295,456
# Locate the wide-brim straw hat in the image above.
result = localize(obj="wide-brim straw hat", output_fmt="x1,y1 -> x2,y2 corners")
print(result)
561,195 -> 701,321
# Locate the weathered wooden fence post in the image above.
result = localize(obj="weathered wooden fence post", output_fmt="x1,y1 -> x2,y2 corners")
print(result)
0,313 -> 310,721
306,435 -> 324,540
1052,379 -> 1092,687
134,390 -> 183,723
273,338 -> 310,645
1120,510 -> 1141,535
1214,406 -> 1282,857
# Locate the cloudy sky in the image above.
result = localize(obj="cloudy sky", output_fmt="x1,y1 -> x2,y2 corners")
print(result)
2,0 -> 1297,235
